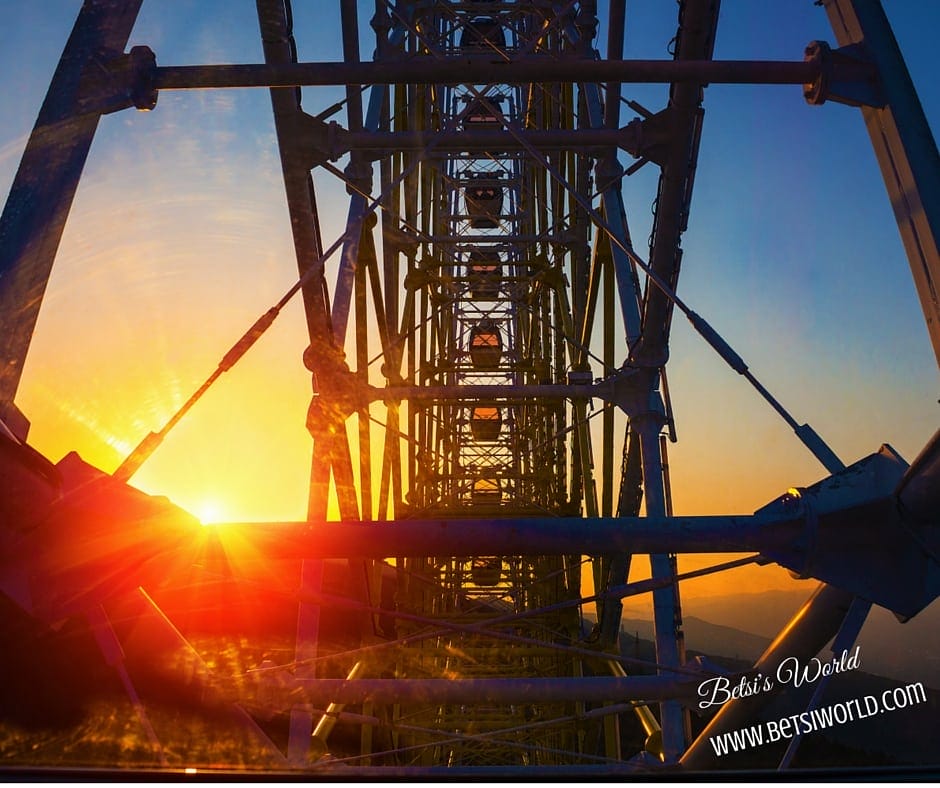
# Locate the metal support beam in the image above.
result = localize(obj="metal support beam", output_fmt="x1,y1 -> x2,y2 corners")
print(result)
0,0 -> 143,421
777,595 -> 871,769
256,0 -> 333,354
680,584 -> 857,771
576,45 -> 644,347
296,764 -> 647,778
634,407 -> 689,760
631,0 -> 718,368
256,0 -> 340,762
203,439 -> 938,619
211,514 -> 774,559
289,675 -> 701,706
330,0 -> 381,348
152,58 -> 841,90
306,126 -> 653,159
818,0 -> 940,367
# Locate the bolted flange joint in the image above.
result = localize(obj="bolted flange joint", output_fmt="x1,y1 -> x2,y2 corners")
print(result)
803,40 -> 884,109
78,45 -> 158,116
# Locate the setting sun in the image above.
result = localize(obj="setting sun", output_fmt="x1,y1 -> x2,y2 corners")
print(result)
195,500 -> 225,525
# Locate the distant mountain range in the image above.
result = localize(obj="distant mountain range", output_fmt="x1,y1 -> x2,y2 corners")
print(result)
620,587 -> 940,689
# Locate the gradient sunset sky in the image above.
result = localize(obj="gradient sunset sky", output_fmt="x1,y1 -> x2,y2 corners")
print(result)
1,2 -> 938,602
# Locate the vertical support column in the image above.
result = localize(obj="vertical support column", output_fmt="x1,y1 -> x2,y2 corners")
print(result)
331,0 -> 369,348
332,4 -> 412,348
631,0 -> 717,367
602,245 -> 615,517
563,0 -> 642,350
356,229 -> 373,522
256,0 -> 330,334
634,404 -> 689,761
820,0 -> 940,367
256,0 -> 342,761
0,0 -> 143,432
256,0 -> 338,522
288,559 -> 323,764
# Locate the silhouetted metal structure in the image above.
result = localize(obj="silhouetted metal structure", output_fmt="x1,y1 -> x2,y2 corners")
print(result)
0,0 -> 938,777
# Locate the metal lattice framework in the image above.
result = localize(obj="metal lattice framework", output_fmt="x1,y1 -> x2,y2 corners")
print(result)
0,0 -> 938,778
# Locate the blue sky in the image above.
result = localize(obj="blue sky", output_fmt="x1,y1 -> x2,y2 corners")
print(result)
0,1 -> 937,533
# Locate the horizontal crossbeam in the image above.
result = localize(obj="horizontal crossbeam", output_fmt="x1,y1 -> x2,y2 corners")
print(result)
209,514 -> 775,558
153,57 -> 853,90
325,127 -> 640,157
289,675 -> 701,705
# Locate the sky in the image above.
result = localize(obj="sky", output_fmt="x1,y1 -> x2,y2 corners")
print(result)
0,1 -> 938,604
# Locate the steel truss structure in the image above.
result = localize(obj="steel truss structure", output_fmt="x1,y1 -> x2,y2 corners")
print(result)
0,0 -> 938,778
